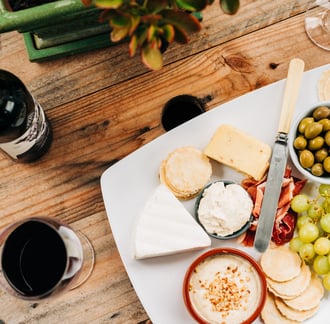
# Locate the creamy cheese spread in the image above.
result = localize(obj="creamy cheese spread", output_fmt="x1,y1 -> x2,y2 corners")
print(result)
197,182 -> 253,236
188,254 -> 262,324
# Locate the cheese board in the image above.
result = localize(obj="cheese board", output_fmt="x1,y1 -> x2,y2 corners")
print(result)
100,64 -> 330,323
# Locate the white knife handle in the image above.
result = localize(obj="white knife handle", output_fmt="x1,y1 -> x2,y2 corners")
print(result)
278,58 -> 305,134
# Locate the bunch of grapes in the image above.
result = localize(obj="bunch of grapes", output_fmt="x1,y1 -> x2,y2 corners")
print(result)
290,184 -> 330,291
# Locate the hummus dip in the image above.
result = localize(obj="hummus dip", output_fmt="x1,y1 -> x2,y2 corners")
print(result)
188,253 -> 262,324
197,182 -> 253,236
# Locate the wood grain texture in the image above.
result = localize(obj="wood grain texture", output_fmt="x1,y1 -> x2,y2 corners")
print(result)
0,0 -> 328,323
0,0 -> 313,109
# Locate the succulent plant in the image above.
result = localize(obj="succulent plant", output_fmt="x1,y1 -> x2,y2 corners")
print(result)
82,0 -> 240,70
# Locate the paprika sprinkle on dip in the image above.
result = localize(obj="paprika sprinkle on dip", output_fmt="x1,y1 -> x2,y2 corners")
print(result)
183,248 -> 266,324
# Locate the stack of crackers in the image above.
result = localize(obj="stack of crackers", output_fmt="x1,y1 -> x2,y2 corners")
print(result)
260,246 -> 324,323
159,146 -> 212,200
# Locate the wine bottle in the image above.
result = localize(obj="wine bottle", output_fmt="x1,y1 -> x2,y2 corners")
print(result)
0,70 -> 52,162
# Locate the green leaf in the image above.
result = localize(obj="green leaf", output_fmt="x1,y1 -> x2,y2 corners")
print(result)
110,13 -> 130,28
129,15 -> 141,36
129,34 -> 138,57
147,24 -> 157,41
174,0 -> 208,12
146,0 -> 169,13
173,26 -> 189,44
220,0 -> 239,15
94,0 -> 123,9
110,25 -> 130,42
99,10 -> 115,22
141,42 -> 163,70
161,10 -> 201,33
135,27 -> 148,47
161,24 -> 175,43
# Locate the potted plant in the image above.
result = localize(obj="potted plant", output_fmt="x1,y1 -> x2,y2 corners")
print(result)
0,0 -> 112,61
0,0 -> 239,69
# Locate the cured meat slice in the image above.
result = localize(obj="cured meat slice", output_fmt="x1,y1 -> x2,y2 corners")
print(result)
240,167 -> 306,246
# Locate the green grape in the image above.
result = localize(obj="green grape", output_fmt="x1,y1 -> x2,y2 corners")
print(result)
320,213 -> 330,233
319,184 -> 330,196
297,215 -> 313,229
323,273 -> 330,291
299,243 -> 315,261
290,237 -> 304,252
313,255 -> 330,274
314,237 -> 330,255
317,221 -> 325,237
291,194 -> 310,213
307,203 -> 323,221
298,223 -> 319,243
322,198 -> 330,213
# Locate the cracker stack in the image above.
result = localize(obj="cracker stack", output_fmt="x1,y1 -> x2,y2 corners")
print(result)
159,146 -> 212,199
260,246 -> 324,323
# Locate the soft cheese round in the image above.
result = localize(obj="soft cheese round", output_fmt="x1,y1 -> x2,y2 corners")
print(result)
197,181 -> 253,236
134,184 -> 211,259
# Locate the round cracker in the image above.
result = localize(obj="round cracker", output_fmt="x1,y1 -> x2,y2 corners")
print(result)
283,274 -> 324,311
160,159 -> 198,200
261,292 -> 298,324
275,297 -> 319,322
323,77 -> 330,100
267,261 -> 311,300
160,157 -> 190,199
160,146 -> 211,199
318,69 -> 330,101
261,246 -> 301,282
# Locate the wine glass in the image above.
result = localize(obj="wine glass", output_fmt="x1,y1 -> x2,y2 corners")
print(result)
305,0 -> 330,50
0,216 -> 95,300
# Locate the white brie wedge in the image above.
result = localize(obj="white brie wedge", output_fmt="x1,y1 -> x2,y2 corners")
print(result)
134,184 -> 211,259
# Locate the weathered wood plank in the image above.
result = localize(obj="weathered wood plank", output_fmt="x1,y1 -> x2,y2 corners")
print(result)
0,4 -> 328,324
0,0 -> 313,109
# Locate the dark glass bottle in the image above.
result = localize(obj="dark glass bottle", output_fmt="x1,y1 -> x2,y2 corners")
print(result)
0,70 -> 52,162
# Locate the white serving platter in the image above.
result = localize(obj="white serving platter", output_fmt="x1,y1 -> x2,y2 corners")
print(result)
100,64 -> 330,323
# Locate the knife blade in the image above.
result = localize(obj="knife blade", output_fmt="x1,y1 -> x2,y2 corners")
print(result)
254,58 -> 305,253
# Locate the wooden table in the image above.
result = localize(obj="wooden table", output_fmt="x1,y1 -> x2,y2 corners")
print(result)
0,0 -> 328,322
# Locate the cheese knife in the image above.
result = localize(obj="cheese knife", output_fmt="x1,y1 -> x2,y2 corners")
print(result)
254,58 -> 305,253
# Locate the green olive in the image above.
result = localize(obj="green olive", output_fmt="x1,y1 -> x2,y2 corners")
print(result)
294,136 -> 307,150
313,106 -> 330,120
315,147 -> 328,162
311,163 -> 324,176
318,119 -> 330,132
298,117 -> 314,134
325,131 -> 330,146
304,122 -> 323,139
299,149 -> 315,168
324,156 -> 330,173
308,136 -> 325,151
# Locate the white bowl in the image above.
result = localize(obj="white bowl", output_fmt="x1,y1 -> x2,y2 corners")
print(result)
288,101 -> 330,184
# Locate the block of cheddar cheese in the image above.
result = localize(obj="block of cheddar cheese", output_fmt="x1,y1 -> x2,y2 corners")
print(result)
204,124 -> 271,180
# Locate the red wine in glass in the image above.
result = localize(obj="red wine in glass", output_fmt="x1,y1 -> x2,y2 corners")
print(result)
0,217 -> 94,300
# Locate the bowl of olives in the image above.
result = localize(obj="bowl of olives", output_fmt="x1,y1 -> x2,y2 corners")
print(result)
289,102 -> 330,183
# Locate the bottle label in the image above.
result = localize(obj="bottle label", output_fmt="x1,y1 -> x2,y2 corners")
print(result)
0,102 -> 49,160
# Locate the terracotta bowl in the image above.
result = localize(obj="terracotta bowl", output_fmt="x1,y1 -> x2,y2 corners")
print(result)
183,248 -> 267,324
